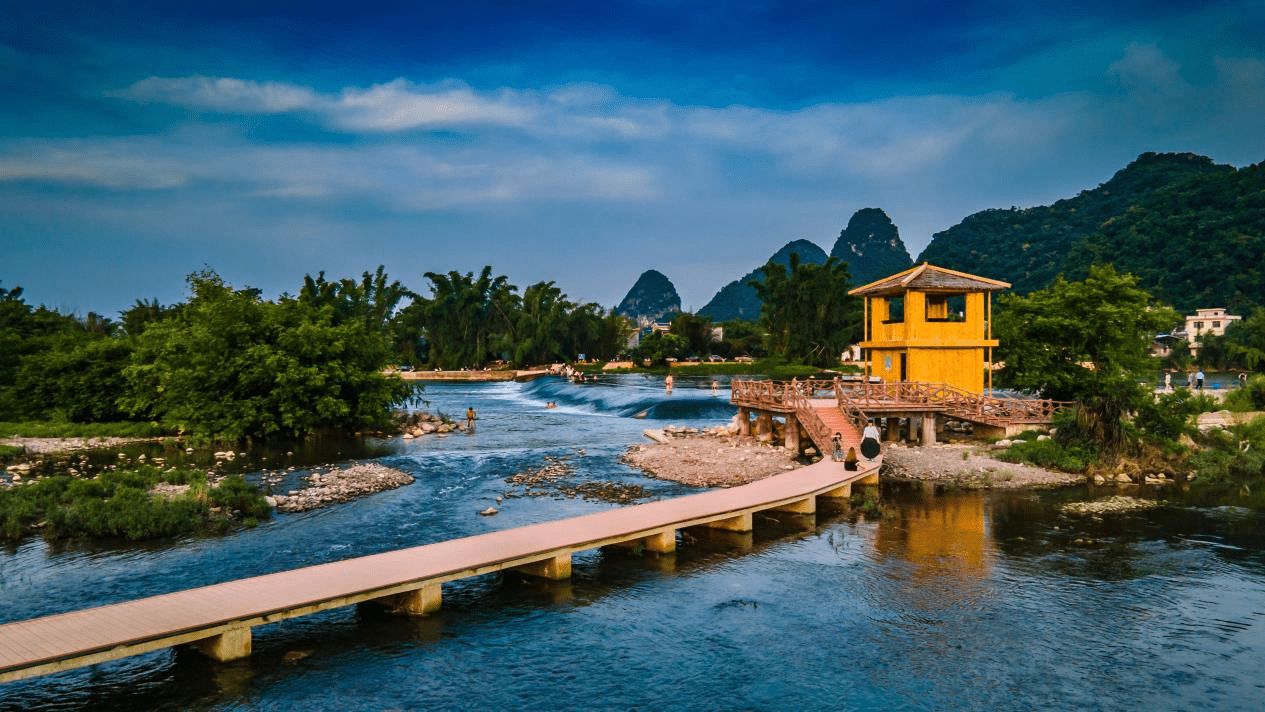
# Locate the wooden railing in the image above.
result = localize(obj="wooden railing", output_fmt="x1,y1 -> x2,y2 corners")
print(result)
733,378 -> 1071,427
732,378 -> 871,448
833,381 -> 1071,425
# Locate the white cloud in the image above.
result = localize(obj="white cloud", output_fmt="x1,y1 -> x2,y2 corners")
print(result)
112,76 -> 320,113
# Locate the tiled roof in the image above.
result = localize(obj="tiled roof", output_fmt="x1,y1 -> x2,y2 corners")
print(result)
849,263 -> 1011,296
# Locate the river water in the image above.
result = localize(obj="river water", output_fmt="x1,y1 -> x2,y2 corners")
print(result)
2,375 -> 1263,711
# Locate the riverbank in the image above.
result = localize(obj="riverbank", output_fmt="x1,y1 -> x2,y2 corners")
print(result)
622,428 -> 1082,489
395,369 -> 550,382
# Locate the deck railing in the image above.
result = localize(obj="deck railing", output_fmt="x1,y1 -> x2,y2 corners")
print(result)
733,378 -> 1071,427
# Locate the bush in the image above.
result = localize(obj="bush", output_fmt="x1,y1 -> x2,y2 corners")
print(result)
997,438 -> 1097,473
1223,375 -> 1265,412
0,465 -> 270,542
1134,388 -> 1200,442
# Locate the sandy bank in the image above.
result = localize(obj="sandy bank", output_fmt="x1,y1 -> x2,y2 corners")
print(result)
0,436 -> 161,455
880,442 -> 1082,489
622,429 -> 1081,490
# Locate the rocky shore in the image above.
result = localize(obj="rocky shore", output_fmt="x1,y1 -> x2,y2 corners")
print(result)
622,425 -> 806,487
270,463 -> 415,512
622,426 -> 1082,490
880,442 -> 1082,489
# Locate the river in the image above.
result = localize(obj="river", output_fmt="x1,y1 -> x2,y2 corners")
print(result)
2,375 -> 1263,710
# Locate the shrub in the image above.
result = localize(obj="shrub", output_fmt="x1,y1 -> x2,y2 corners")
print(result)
1223,375 -> 1265,412
1134,388 -> 1201,442
997,438 -> 1096,473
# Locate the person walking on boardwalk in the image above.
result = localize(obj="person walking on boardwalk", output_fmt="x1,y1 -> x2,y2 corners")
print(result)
466,406 -> 476,431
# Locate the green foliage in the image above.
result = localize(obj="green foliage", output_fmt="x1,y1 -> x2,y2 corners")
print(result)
669,312 -> 715,356
994,265 -> 1180,452
1188,417 -> 1265,494
1133,388 -> 1201,442
0,421 -> 169,438
209,475 -> 271,519
633,330 -> 689,366
750,254 -> 862,367
0,465 -> 270,541
918,152 -> 1245,307
997,438 -> 1097,473
123,269 -> 412,441
1223,375 -> 1265,411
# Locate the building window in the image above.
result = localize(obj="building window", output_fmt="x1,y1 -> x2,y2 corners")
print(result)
1213,321 -> 1220,328
925,293 -> 965,322
1193,321 -> 1203,330
885,295 -> 904,323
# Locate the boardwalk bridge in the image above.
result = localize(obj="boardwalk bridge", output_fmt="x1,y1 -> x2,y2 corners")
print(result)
1,419 -> 880,684
731,377 -> 1069,450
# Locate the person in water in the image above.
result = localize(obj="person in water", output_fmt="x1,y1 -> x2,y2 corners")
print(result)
466,407 -> 476,430
665,374 -> 674,394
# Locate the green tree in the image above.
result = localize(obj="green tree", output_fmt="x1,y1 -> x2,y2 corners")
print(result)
124,270 -> 412,441
410,266 -> 517,369
633,330 -> 689,366
750,254 -> 861,367
994,264 -> 1180,451
669,313 -> 715,356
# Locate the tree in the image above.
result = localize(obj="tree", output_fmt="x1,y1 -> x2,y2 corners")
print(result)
633,330 -> 689,366
994,264 -> 1180,451
669,313 -> 714,356
410,266 -> 517,369
124,270 -> 412,441
750,254 -> 862,367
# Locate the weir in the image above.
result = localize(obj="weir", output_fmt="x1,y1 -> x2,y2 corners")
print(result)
0,451 -> 879,684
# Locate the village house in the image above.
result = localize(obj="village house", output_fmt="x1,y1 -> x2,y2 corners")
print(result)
1183,307 -> 1241,356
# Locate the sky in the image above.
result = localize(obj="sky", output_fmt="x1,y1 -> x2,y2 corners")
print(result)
3,0 -> 1264,317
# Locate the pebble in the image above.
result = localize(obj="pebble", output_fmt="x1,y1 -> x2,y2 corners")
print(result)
274,463 -> 415,513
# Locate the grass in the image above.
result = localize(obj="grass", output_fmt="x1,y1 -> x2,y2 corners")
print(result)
996,438 -> 1097,473
0,421 -> 173,439
0,465 -> 270,542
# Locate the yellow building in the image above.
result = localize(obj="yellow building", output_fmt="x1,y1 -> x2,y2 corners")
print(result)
849,263 -> 1010,393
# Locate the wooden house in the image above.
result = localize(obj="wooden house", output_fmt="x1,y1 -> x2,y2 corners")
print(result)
849,263 -> 1010,394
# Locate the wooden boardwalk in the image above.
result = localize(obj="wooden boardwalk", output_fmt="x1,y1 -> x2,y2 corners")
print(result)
0,454 -> 879,684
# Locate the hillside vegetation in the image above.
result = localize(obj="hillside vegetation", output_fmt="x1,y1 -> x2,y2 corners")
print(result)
919,152 -> 1263,312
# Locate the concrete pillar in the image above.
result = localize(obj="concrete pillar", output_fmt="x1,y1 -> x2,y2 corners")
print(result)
375,584 -> 442,616
702,511 -> 753,532
738,407 -> 751,437
884,417 -> 901,442
610,529 -> 676,554
755,411 -> 773,443
190,628 -> 252,662
784,415 -> 800,451
920,415 -> 937,445
514,553 -> 572,580
771,496 -> 815,515
818,482 -> 852,500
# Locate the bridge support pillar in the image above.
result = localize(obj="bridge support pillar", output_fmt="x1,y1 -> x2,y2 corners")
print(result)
884,417 -> 901,442
374,583 -> 442,616
190,627 -> 252,662
610,528 -> 676,554
818,482 -> 852,500
755,411 -> 773,443
771,496 -> 815,515
702,511 -> 753,532
920,415 -> 937,445
784,415 -> 800,452
738,407 -> 751,437
514,553 -> 572,580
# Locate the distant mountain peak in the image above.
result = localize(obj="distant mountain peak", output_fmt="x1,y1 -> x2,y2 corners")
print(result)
829,208 -> 912,285
615,269 -> 681,323
698,240 -> 827,322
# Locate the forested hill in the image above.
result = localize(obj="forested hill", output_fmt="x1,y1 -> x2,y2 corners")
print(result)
615,269 -> 681,323
698,239 -> 827,322
916,152 -> 1264,311
829,208 -> 912,286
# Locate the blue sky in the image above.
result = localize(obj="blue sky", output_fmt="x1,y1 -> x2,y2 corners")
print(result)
3,0 -> 1264,316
